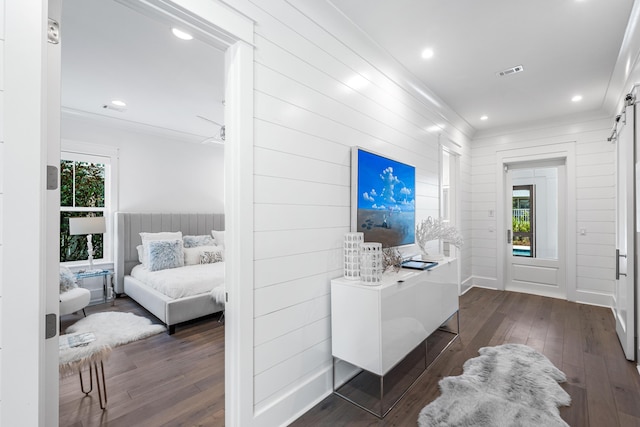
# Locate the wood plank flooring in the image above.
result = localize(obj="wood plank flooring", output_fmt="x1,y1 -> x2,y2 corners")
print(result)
292,288 -> 640,427
60,288 -> 640,426
59,297 -> 225,427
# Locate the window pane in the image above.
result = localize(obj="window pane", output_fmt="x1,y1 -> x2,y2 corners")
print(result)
74,161 -> 105,207
60,160 -> 74,207
60,211 -> 104,262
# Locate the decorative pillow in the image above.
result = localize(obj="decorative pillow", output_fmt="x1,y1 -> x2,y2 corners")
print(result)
200,249 -> 224,264
211,230 -> 225,247
184,245 -> 219,266
59,266 -> 78,293
136,245 -> 145,265
146,239 -> 184,272
183,235 -> 216,248
139,232 -> 182,268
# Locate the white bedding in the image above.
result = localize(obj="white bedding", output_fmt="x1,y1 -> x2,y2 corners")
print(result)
130,262 -> 225,299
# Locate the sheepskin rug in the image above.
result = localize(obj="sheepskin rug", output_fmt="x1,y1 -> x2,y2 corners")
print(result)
418,344 -> 571,427
66,312 -> 166,347
60,312 -> 166,374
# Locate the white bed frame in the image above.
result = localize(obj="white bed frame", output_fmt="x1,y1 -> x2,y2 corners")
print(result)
114,212 -> 225,334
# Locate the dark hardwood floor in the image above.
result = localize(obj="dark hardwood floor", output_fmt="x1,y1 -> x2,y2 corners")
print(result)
59,288 -> 640,426
59,297 -> 225,427
293,288 -> 640,427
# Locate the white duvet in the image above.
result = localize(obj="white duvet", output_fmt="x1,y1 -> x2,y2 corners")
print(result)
130,262 -> 225,299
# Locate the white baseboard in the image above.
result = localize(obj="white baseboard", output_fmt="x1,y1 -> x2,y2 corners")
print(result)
464,276 -> 613,309
468,276 -> 498,291
253,363 -> 333,427
574,290 -> 613,308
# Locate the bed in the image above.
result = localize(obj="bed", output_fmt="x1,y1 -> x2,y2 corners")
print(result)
114,212 -> 225,334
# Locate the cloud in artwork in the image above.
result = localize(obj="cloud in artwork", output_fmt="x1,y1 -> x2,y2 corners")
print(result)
363,192 -> 375,202
400,187 -> 411,196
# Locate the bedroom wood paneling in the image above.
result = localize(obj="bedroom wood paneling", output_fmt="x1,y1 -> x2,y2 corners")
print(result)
254,317 -> 330,374
254,146 -> 350,186
254,295 -> 330,347
254,228 -> 346,260
254,120 -> 351,165
254,176 -> 349,207
254,205 -> 350,232
254,339 -> 331,405
254,249 -> 342,289
254,271 -> 333,317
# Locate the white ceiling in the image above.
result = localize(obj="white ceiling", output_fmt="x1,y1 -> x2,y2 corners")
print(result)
61,0 -> 225,140
62,0 -> 637,137
329,0 -> 637,133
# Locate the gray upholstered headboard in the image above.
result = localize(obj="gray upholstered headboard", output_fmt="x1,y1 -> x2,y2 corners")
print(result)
113,212 -> 225,294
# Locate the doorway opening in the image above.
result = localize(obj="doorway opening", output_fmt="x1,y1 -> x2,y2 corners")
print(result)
497,146 -> 575,301
54,0 -> 253,425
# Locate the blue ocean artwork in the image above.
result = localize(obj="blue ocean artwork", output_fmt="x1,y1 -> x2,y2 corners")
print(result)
356,149 -> 416,247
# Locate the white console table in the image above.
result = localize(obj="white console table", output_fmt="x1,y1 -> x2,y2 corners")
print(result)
331,258 -> 459,417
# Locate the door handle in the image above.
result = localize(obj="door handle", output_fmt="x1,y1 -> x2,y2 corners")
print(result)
507,230 -> 512,244
616,249 -> 627,280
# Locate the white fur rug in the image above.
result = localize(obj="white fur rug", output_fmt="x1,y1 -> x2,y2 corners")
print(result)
60,312 -> 166,375
418,344 -> 571,427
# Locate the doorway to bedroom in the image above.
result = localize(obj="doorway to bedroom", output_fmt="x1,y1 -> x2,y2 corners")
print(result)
58,0 -> 230,424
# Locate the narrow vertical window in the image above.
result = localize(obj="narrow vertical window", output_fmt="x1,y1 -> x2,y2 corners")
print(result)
512,185 -> 535,257
60,153 -> 108,262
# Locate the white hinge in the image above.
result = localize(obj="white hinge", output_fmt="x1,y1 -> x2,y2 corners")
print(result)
48,18 -> 60,44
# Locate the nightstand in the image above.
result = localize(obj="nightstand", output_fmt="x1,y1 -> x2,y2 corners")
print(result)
75,269 -> 114,306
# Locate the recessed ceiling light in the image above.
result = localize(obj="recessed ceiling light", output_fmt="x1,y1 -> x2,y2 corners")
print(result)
171,27 -> 193,41
345,74 -> 369,90
480,115 -> 488,121
427,124 -> 444,132
571,95 -> 583,102
421,48 -> 434,59
111,100 -> 126,107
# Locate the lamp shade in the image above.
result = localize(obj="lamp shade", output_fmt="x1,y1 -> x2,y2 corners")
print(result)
69,216 -> 106,235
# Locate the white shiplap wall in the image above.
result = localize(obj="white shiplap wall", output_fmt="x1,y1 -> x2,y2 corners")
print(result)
0,0 -> 5,418
470,118 -> 615,306
223,0 -> 472,424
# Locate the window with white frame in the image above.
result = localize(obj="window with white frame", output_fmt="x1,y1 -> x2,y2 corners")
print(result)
60,144 -> 117,264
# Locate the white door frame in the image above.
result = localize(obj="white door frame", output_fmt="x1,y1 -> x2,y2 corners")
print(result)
3,1 -> 55,425
496,143 -> 577,301
2,1 -> 255,425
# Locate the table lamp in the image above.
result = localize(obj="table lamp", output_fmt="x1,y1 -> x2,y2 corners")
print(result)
69,216 -> 106,271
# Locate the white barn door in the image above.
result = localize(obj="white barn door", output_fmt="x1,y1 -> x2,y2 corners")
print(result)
614,102 -> 636,362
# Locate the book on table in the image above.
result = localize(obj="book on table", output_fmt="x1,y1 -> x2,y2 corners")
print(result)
59,332 -> 96,350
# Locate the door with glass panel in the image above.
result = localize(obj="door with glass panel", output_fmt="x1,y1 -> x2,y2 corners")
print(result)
505,163 -> 566,298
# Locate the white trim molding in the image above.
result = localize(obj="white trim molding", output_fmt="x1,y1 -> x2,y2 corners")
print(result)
496,142 -> 577,301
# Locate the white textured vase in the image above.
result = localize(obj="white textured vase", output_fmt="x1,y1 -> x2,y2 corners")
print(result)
360,242 -> 383,284
343,232 -> 364,280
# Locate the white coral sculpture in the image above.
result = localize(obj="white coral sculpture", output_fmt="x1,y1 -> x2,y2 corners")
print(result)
415,216 -> 463,257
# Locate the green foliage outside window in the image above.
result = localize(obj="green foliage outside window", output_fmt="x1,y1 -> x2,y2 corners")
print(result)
512,217 -> 531,233
60,160 -> 106,262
